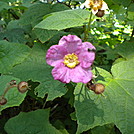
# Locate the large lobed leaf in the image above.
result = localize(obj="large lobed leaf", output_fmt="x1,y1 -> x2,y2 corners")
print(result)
0,41 -> 30,73
115,41 -> 134,60
10,43 -> 66,100
33,28 -> 58,43
35,9 -> 90,30
19,3 -> 70,27
74,58 -> 134,134
0,75 -> 27,113
4,109 -> 62,134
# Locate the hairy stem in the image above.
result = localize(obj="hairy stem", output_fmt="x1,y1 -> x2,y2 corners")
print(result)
84,12 -> 93,41
1,85 -> 17,98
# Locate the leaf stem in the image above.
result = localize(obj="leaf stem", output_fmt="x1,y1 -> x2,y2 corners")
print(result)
1,85 -> 17,98
84,12 -> 93,41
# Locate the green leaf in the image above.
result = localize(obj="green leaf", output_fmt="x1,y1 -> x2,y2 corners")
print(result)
4,109 -> 62,134
33,28 -> 58,43
21,0 -> 34,7
0,75 -> 26,113
112,0 -> 131,7
115,41 -> 134,60
19,3 -> 69,27
10,43 -> 66,100
91,124 -> 116,134
127,20 -> 134,27
0,1 -> 10,11
74,59 -> 134,134
0,41 -> 30,73
35,9 -> 90,30
52,120 -> 69,134
0,0 -> 17,2
127,11 -> 134,20
1,29 -> 27,44
35,81 -> 66,99
128,3 -> 134,12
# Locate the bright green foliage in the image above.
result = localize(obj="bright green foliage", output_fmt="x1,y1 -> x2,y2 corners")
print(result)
115,41 -> 134,60
10,43 -> 66,100
4,109 -> 62,134
33,28 -> 58,43
19,3 -> 70,27
0,41 -> 30,73
0,0 -> 134,133
35,9 -> 90,30
74,59 -> 134,134
0,75 -> 26,113
112,0 -> 131,6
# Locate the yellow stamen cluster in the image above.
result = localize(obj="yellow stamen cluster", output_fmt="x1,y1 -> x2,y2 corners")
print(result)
63,53 -> 80,69
89,0 -> 103,11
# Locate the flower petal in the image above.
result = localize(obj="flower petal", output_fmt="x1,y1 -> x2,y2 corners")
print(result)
82,42 -> 96,51
70,66 -> 92,83
52,63 -> 92,84
79,51 -> 95,68
101,1 -> 108,10
46,45 -> 67,67
52,63 -> 71,83
58,35 -> 82,54
84,0 -> 91,8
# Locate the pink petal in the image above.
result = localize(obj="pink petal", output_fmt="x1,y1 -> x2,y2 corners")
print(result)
52,63 -> 92,83
70,66 -> 92,83
46,45 -> 67,67
52,63 -> 71,83
82,42 -> 96,51
79,51 -> 95,68
58,35 -> 82,54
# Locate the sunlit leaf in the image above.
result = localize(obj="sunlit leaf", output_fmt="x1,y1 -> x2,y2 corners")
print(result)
19,3 -> 69,27
74,59 -> 134,134
33,28 -> 58,43
35,9 -> 90,30
115,41 -> 134,60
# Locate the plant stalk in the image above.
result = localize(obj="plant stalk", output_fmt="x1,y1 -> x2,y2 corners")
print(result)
84,12 -> 93,41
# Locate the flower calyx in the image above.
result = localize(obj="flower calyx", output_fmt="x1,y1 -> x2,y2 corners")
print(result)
87,80 -> 105,94
0,97 -> 7,105
18,81 -> 29,93
95,9 -> 105,17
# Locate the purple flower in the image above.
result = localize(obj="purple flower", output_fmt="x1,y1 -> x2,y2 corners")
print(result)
46,35 -> 96,83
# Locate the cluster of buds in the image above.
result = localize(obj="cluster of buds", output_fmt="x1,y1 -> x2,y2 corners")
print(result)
0,80 -> 29,105
84,0 -> 108,17
87,80 -> 105,94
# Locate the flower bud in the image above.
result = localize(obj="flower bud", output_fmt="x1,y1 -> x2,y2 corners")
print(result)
17,81 -> 29,93
95,10 -> 105,17
9,80 -> 17,86
87,80 -> 94,90
94,83 -> 105,94
0,97 -> 7,105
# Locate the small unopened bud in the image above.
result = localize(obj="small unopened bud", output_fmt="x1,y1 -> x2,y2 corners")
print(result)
0,97 -> 7,105
95,10 -> 105,17
94,83 -> 105,94
18,81 -> 29,93
9,80 -> 17,86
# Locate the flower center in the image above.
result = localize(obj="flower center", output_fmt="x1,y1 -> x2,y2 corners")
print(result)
89,0 -> 103,11
63,53 -> 80,68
